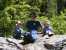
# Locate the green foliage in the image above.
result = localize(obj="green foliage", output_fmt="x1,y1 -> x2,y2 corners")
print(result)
0,0 -> 66,37
50,12 -> 66,34
36,16 -> 48,22
0,0 -> 41,37
47,0 -> 57,17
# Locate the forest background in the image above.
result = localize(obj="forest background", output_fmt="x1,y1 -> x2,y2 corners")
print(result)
0,0 -> 66,37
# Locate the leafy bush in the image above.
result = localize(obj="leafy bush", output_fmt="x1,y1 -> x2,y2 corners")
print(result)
0,0 -> 66,37
50,12 -> 66,34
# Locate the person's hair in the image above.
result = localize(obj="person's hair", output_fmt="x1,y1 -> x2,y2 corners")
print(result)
44,20 -> 50,25
30,12 -> 37,18
16,20 -> 21,24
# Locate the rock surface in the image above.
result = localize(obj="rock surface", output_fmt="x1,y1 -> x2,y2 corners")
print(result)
0,35 -> 66,50
24,35 -> 66,50
0,37 -> 23,50
43,35 -> 66,50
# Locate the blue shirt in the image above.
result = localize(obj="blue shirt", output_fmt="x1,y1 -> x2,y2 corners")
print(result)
43,26 -> 52,33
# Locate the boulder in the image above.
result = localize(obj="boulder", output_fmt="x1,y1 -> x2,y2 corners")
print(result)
23,34 -> 48,50
24,43 -> 48,50
23,35 -> 66,50
0,37 -> 23,50
44,35 -> 66,50
0,35 -> 66,50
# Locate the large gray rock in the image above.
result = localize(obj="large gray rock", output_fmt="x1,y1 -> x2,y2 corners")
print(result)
0,35 -> 66,50
0,37 -> 23,50
23,35 -> 66,50
44,35 -> 66,50
24,43 -> 48,50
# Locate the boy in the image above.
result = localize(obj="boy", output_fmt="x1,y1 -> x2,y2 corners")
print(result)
43,20 -> 54,38
14,20 -> 25,39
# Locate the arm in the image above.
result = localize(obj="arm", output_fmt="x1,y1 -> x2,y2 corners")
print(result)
26,21 -> 30,31
36,21 -> 43,34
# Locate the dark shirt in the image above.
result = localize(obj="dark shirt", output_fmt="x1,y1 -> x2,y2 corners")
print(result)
26,20 -> 41,31
15,26 -> 21,34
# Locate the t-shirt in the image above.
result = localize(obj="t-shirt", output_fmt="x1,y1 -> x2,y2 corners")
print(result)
15,26 -> 21,34
43,26 -> 52,34
26,20 -> 41,31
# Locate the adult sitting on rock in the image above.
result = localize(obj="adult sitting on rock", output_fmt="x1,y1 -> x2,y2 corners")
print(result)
25,14 -> 42,43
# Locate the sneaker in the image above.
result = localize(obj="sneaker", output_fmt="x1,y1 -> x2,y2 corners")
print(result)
44,35 -> 49,39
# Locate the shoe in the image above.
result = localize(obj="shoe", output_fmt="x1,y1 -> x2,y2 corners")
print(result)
44,35 -> 49,39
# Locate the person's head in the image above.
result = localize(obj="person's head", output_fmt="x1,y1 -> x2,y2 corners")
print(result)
31,15 -> 37,21
16,20 -> 22,27
30,12 -> 37,20
44,20 -> 50,27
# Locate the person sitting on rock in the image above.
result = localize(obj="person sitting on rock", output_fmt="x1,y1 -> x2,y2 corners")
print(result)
26,14 -> 42,43
42,20 -> 54,38
14,20 -> 25,39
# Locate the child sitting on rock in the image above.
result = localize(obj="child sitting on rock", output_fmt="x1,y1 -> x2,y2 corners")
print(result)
42,20 -> 54,38
14,20 -> 25,39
